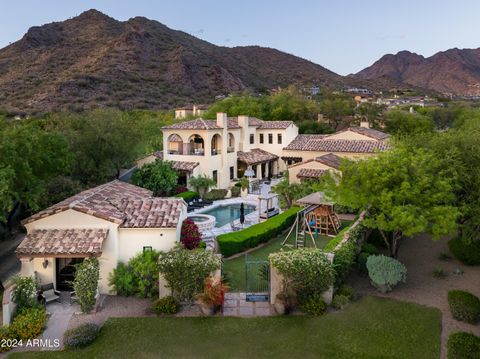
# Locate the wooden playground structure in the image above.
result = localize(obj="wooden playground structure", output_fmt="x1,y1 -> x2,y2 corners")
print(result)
282,192 -> 341,248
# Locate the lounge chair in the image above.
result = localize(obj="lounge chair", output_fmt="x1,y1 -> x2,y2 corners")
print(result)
40,283 -> 60,304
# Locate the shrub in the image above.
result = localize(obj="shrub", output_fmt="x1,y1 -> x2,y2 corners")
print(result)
448,237 -> 480,265
366,255 -> 407,293
299,294 -> 327,316
128,250 -> 160,298
323,226 -> 351,252
0,326 -> 15,352
132,159 -> 178,196
270,249 -> 335,300
195,278 -> 229,307
10,307 -> 47,340
448,290 -> 480,324
357,252 -> 371,276
203,189 -> 227,201
333,241 -> 356,284
332,294 -> 350,310
175,191 -> 198,202
336,284 -> 354,299
447,332 -> 480,359
153,296 -> 180,314
108,262 -> 135,296
158,247 -> 221,302
361,243 -> 379,255
73,258 -> 100,313
218,207 -> 300,257
433,267 -> 448,279
12,276 -> 38,313
180,218 -> 202,249
109,250 -> 160,298
64,323 -> 100,349
230,186 -> 241,197
175,186 -> 188,194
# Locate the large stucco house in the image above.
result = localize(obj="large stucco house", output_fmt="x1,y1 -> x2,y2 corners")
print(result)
138,113 -> 389,188
16,180 -> 187,294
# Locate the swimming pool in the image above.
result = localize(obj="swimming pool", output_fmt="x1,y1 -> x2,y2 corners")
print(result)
202,204 -> 256,227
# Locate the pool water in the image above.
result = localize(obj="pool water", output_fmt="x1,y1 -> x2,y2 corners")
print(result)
202,204 -> 255,227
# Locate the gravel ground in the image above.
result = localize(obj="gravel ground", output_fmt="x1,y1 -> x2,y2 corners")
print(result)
350,233 -> 480,359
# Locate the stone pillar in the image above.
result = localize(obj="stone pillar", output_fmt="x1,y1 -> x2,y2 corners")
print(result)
270,265 -> 282,305
158,273 -> 171,299
265,162 -> 270,178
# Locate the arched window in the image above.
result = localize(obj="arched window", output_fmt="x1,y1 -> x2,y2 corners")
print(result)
227,133 -> 235,153
188,134 -> 205,156
167,133 -> 183,155
211,134 -> 222,156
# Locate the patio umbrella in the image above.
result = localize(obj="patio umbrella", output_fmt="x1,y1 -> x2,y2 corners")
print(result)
240,203 -> 245,225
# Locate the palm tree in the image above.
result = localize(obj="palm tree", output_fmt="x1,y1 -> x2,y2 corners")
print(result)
189,175 -> 216,197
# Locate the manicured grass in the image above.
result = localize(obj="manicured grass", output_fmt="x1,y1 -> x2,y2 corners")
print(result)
223,220 -> 352,291
9,297 -> 441,359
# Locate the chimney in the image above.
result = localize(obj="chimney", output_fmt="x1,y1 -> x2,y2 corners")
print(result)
216,112 -> 228,128
237,115 -> 249,151
360,120 -> 370,129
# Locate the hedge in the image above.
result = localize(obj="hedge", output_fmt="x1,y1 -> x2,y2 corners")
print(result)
323,226 -> 351,252
448,237 -> 480,265
448,290 -> 480,324
447,332 -> 480,359
203,189 -> 228,201
175,191 -> 198,202
217,207 -> 301,257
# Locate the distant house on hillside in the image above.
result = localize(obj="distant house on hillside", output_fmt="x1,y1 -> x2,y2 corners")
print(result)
175,104 -> 209,119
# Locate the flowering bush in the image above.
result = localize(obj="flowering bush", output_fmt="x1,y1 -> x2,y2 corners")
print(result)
10,307 -> 47,340
270,249 -> 335,300
12,276 -> 38,313
0,326 -> 15,352
73,258 -> 99,313
180,218 -> 202,250
195,277 -> 229,307
158,246 -> 221,302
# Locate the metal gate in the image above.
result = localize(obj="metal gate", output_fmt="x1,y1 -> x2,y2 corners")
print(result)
245,254 -> 270,302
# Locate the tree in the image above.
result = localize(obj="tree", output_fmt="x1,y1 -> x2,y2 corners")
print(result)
273,174 -> 318,209
328,147 -> 458,257
131,160 -> 178,197
0,122 -> 72,231
319,98 -> 355,131
355,103 -> 386,128
189,175 -> 216,197
384,110 -> 434,136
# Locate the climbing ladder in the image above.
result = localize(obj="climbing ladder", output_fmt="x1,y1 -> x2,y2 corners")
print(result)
282,205 -> 318,249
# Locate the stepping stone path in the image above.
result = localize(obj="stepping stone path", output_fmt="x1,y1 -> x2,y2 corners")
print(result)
223,293 -> 274,316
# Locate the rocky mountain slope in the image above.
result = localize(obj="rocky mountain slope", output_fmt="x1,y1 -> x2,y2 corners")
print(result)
355,48 -> 480,96
0,9 -> 377,113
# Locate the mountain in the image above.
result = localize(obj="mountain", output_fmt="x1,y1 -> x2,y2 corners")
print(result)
0,9 -> 377,113
354,48 -> 480,96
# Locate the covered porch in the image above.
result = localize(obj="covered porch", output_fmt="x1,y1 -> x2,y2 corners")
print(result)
16,228 -> 107,293
237,148 -> 280,181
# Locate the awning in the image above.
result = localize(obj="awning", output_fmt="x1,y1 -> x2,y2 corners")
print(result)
297,168 -> 327,179
237,148 -> 278,165
16,228 -> 108,258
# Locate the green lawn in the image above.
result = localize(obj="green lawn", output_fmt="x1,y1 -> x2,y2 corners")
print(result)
9,297 -> 441,359
223,220 -> 352,291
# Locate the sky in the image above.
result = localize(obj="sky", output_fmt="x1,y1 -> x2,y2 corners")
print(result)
1,0 -> 479,75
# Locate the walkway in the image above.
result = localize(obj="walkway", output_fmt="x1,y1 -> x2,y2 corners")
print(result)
223,293 -> 274,316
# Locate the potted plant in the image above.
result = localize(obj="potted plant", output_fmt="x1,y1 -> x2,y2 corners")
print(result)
195,277 -> 229,316
274,279 -> 297,315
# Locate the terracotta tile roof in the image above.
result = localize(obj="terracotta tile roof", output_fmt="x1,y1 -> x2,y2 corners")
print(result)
170,160 -> 199,172
22,181 -> 185,228
257,120 -> 294,129
297,168 -> 327,179
340,127 -> 390,140
119,198 -> 185,228
16,228 -> 108,257
237,148 -> 279,165
315,153 -> 343,170
285,135 -> 389,153
162,118 -> 241,130
283,134 -> 328,150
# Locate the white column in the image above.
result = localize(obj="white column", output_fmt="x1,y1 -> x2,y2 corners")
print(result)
265,162 -> 270,178
256,164 -> 262,179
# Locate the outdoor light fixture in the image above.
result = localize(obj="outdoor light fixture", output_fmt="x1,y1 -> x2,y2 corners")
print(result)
42,259 -> 49,269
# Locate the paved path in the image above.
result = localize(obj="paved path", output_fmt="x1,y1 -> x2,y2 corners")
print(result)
223,293 -> 274,316
40,297 -> 80,350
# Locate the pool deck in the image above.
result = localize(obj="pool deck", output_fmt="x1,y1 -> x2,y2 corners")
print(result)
190,179 -> 281,247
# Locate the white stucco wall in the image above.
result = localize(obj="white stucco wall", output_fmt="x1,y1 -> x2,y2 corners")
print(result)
288,161 -> 341,184
118,228 -> 178,263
